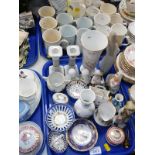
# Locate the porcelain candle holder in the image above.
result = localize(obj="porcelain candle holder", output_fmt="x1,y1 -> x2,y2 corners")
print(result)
74,89 -> 96,118
81,30 -> 108,74
38,6 -> 55,18
39,17 -> 57,32
48,46 -> 64,74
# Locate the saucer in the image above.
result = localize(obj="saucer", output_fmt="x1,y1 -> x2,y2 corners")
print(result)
46,104 -> 75,132
67,119 -> 98,152
66,80 -> 88,99
48,132 -> 68,153
19,121 -> 43,154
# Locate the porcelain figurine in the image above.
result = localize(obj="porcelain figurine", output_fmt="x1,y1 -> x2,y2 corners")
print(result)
74,89 -> 96,118
112,93 -> 124,112
90,85 -> 110,107
113,101 -> 135,128
106,71 -> 122,94
91,70 -> 105,86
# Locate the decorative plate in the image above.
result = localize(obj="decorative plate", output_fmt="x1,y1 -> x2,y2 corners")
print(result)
106,126 -> 125,146
46,104 -> 75,132
66,119 -> 98,152
19,121 -> 43,154
48,132 -> 68,153
66,80 -> 88,99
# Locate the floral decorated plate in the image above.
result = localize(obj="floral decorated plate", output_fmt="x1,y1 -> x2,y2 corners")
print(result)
66,119 -> 98,152
46,104 -> 75,132
48,132 -> 68,153
66,80 -> 88,99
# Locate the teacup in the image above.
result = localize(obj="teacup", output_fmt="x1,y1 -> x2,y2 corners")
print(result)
110,13 -> 123,26
94,13 -> 111,28
81,30 -> 108,73
56,13 -> 73,26
38,6 -> 55,18
42,28 -> 68,52
39,17 -> 57,32
59,25 -> 77,45
86,6 -> 100,19
111,23 -> 127,46
45,72 -> 66,92
100,2 -> 116,15
76,17 -> 93,29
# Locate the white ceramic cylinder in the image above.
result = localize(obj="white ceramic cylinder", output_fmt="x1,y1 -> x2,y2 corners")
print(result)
76,17 -> 93,29
100,3 -> 116,15
81,30 -> 108,73
86,6 -> 100,19
56,13 -> 73,26
38,6 -> 55,18
96,25 -> 111,37
110,13 -> 123,26
39,17 -> 57,32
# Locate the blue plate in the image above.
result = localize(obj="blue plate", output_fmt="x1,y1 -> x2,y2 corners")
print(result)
42,58 -> 135,155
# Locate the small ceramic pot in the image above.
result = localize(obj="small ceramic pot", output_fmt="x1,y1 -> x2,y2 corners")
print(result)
38,6 -> 55,18
56,13 -> 73,26
39,17 -> 57,32
74,89 -> 96,118
45,72 -> 66,93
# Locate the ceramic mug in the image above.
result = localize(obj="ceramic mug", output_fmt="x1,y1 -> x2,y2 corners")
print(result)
39,17 -> 57,32
38,6 -> 55,18
56,13 -> 74,26
94,13 -> 111,28
81,30 -> 108,73
111,23 -> 128,46
45,72 -> 66,92
110,13 -> 123,26
86,6 -> 100,19
96,25 -> 111,37
59,25 -> 77,45
100,2 -> 117,15
76,17 -> 93,29
42,28 -> 68,52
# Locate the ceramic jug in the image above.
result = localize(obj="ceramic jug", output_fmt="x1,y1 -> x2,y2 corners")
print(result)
74,89 -> 96,118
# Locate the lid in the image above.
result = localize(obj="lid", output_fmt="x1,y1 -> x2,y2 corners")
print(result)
19,122 -> 43,154
106,126 -> 125,145
52,93 -> 69,104
81,30 -> 108,51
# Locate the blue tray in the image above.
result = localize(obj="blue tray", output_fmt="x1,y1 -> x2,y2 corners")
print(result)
42,58 -> 135,155
23,21 -> 39,68
27,71 -> 46,155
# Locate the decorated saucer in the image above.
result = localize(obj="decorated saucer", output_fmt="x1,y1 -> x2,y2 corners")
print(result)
46,104 -> 75,132
66,80 -> 88,99
67,119 -> 98,152
48,132 -> 68,153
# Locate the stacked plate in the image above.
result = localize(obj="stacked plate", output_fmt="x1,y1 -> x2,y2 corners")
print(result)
19,69 -> 42,121
119,0 -> 135,22
128,22 -> 135,43
115,44 -> 135,83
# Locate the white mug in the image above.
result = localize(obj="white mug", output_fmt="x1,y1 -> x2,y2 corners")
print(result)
86,6 -> 100,19
56,13 -> 73,26
39,17 -> 57,32
81,30 -> 108,73
100,2 -> 117,15
76,17 -> 93,29
59,25 -> 77,45
96,25 -> 111,37
38,6 -> 55,18
110,13 -> 123,26
42,28 -> 68,52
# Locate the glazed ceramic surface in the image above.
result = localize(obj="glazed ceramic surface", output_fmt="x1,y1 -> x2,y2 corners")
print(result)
46,104 -> 75,132
52,93 -> 69,104
66,80 -> 88,99
48,132 -> 68,153
56,13 -> 73,26
67,119 -> 98,152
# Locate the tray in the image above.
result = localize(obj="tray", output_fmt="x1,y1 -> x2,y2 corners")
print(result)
23,21 -> 39,68
42,58 -> 135,155
26,71 -> 46,155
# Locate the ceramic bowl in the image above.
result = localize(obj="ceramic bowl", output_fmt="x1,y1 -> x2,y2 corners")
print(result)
38,6 -> 55,18
19,121 -> 43,155
46,104 -> 75,132
48,132 -> 68,153
52,93 -> 69,104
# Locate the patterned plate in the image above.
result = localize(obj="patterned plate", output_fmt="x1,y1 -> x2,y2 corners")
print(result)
66,119 -> 98,152
66,80 -> 88,99
48,132 -> 68,153
46,104 -> 75,132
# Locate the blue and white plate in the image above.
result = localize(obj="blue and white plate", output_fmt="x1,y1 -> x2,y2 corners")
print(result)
66,119 -> 98,152
48,132 -> 68,153
46,104 -> 75,132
